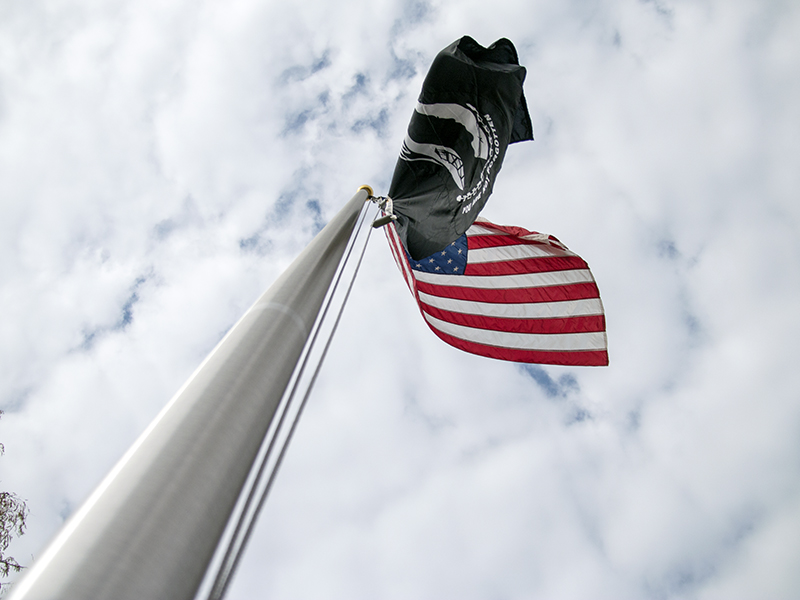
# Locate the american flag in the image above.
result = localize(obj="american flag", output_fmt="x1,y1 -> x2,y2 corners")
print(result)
384,217 -> 608,366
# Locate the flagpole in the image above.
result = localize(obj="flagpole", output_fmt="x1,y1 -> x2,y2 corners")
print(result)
11,187 -> 373,600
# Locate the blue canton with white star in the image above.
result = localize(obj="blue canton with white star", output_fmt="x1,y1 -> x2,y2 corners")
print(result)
407,234 -> 468,275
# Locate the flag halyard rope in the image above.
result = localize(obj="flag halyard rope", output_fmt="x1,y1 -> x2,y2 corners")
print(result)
200,197 -> 378,600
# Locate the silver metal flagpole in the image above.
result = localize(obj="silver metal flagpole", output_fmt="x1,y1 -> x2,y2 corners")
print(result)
10,186 -> 373,600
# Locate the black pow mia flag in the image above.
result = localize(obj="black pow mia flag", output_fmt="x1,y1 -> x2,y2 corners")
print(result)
388,36 -> 533,260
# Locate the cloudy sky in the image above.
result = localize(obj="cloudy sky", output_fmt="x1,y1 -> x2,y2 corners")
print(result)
2,0 -> 799,598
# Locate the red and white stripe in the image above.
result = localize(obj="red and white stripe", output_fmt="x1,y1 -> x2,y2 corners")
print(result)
385,217 -> 608,366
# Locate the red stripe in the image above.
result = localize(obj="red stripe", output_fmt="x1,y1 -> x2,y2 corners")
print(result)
415,280 -> 600,304
385,222 -> 416,294
385,218 -> 607,366
468,234 -> 563,250
465,255 -> 588,276
385,227 -> 402,269
472,221 -> 544,239
419,303 -> 606,334
472,222 -> 568,248
427,327 -> 609,366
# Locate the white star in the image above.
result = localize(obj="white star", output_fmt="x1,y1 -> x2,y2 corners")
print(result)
434,266 -> 440,271
453,266 -> 459,272
447,259 -> 452,264
440,251 -> 446,256
415,264 -> 422,268
457,249 -> 462,254
428,258 -> 435,263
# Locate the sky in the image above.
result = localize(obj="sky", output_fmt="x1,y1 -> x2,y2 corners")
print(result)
1,0 -> 799,598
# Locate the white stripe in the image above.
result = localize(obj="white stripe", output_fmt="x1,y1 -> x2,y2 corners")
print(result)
414,268 -> 594,289
467,222 -> 570,251
467,224 -> 504,236
396,244 -> 416,293
418,293 -> 604,318
469,243 -> 574,263
385,230 -> 405,277
386,224 -> 416,293
424,313 -> 608,351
